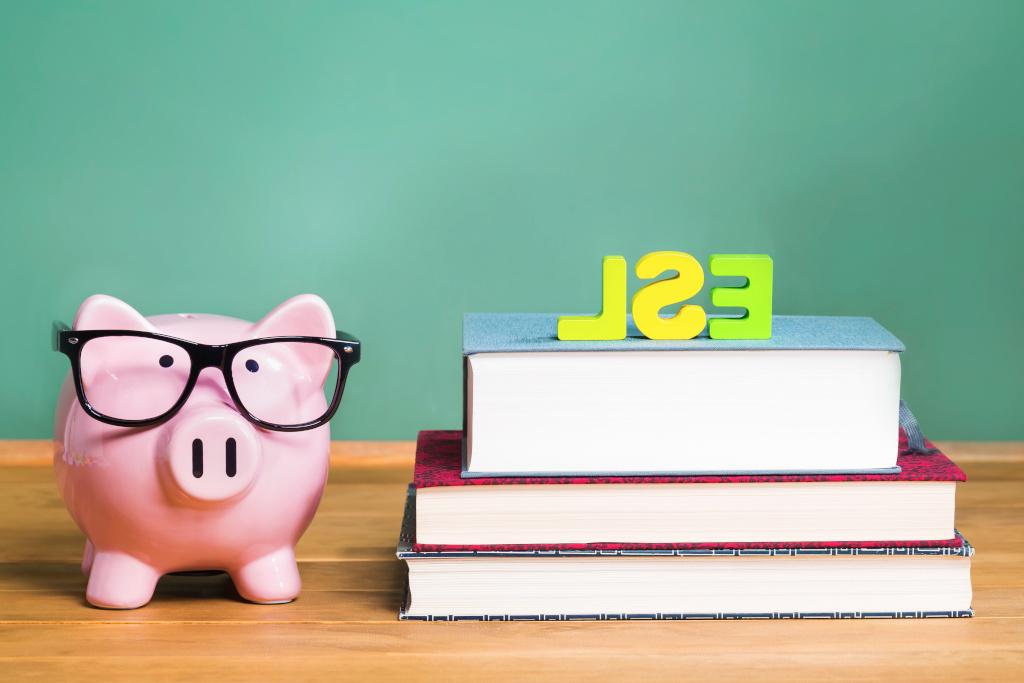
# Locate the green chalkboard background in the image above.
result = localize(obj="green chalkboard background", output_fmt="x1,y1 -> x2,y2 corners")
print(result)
2,1 -> 1021,440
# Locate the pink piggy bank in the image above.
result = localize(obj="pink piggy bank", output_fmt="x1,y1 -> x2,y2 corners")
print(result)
53,294 -> 361,609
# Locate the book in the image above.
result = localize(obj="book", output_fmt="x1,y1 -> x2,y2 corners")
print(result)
396,488 -> 974,620
463,313 -> 904,476
414,430 -> 965,547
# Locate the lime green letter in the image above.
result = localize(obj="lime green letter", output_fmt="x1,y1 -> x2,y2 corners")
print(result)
709,254 -> 773,339
557,255 -> 628,341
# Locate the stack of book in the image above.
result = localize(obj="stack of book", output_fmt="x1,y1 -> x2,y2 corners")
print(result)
397,314 -> 973,620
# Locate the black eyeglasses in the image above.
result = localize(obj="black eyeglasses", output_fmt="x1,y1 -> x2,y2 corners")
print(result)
53,322 -> 361,432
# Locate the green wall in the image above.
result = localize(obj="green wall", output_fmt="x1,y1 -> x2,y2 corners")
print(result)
2,1 -> 1021,440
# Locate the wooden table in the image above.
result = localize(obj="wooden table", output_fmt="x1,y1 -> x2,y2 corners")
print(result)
1,440 -> 1022,681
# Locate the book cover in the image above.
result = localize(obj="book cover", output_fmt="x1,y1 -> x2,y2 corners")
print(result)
419,430 -> 965,489
463,313 -> 905,355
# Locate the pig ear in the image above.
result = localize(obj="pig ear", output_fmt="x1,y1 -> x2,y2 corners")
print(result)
73,295 -> 156,332
251,295 -> 337,386
251,294 -> 336,339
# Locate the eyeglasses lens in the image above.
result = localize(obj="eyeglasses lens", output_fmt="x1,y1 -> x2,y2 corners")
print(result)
79,336 -> 192,421
230,341 -> 340,427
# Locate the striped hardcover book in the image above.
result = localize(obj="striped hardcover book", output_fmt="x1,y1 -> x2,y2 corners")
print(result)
396,487 -> 974,621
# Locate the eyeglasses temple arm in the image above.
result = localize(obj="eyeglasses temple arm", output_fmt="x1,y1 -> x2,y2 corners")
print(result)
52,321 -> 71,353
336,330 -> 361,364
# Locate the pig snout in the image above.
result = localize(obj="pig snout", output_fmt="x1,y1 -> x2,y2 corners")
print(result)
163,410 -> 262,503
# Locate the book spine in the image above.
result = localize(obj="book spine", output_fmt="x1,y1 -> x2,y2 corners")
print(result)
399,610 -> 974,621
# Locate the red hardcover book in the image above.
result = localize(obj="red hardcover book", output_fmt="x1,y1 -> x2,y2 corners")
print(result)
412,430 -> 966,552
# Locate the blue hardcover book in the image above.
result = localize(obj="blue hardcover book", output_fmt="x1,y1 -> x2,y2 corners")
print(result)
395,488 -> 974,621
462,313 -> 906,477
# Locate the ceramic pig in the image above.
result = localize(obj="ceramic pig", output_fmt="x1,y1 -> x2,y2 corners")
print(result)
53,294 -> 357,609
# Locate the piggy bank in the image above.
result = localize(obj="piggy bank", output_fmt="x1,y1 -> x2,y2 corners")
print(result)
53,294 -> 361,609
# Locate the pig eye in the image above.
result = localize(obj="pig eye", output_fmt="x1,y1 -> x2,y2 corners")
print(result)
245,359 -> 259,373
159,355 -> 174,368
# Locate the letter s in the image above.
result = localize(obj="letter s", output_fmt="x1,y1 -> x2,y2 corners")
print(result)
631,251 -> 706,340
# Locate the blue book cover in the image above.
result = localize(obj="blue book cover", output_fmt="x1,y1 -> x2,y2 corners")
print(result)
463,313 -> 905,355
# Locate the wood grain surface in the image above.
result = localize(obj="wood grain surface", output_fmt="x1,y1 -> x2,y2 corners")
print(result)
1,440 -> 1022,681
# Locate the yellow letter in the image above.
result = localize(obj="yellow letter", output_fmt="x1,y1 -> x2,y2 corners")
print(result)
557,255 -> 628,340
631,251 -> 706,340
708,254 -> 773,339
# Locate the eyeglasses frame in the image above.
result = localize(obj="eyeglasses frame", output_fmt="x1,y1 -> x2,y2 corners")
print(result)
53,321 -> 361,432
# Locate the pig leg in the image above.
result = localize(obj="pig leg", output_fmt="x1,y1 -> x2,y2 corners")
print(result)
86,551 -> 161,609
81,539 -> 95,576
231,547 -> 301,604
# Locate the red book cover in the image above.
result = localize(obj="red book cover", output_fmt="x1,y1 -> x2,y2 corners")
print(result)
415,429 -> 966,488
411,429 -> 967,552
